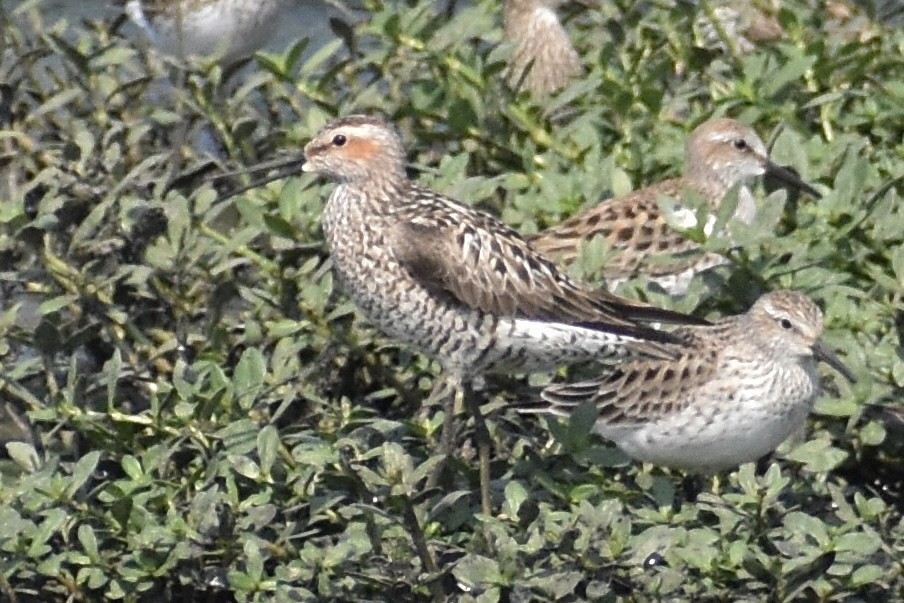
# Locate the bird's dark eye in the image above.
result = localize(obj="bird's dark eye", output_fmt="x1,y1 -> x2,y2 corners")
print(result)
780,318 -> 793,330
733,138 -> 748,151
332,134 -> 347,146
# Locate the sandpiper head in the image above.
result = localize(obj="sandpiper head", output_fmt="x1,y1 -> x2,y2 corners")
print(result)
302,115 -> 407,186
686,118 -> 770,183
685,118 -> 821,198
750,290 -> 855,382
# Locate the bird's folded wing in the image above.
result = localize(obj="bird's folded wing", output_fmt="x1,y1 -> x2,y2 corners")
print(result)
541,335 -> 718,424
389,204 -> 704,335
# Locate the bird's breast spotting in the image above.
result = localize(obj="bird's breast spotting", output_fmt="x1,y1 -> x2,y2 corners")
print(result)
322,188 -> 490,365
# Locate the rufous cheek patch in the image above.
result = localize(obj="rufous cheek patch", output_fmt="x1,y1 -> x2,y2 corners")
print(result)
342,137 -> 382,161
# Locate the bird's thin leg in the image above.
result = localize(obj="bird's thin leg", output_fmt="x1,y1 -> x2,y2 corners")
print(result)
462,381 -> 492,516
425,375 -> 457,490
424,376 -> 491,516
428,376 -> 457,456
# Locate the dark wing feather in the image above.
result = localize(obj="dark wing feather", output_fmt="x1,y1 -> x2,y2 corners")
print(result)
541,326 -> 722,424
389,185 -> 706,339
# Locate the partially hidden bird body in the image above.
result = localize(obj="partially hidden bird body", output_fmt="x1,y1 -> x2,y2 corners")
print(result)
540,290 -> 855,471
528,118 -> 821,294
503,0 -> 582,96
125,0 -> 289,63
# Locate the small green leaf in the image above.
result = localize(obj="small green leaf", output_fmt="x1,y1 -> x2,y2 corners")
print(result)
257,425 -> 280,478
850,564 -> 884,587
761,51 -> 816,97
835,531 -> 882,556
230,455 -> 261,480
105,349 -> 123,409
503,480 -> 528,517
859,420 -> 886,446
453,554 -> 502,588
234,348 -> 266,409
6,442 -> 40,472
263,214 -> 297,239
38,295 -> 77,315
78,524 -> 99,560
66,451 -> 101,498
611,167 -> 632,197
228,571 -> 258,593
563,400 -> 599,453
28,509 -> 68,556
785,438 -> 848,473
244,539 -> 264,582
121,455 -> 143,481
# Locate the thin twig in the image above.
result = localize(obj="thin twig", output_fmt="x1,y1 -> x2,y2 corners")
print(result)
399,495 -> 445,603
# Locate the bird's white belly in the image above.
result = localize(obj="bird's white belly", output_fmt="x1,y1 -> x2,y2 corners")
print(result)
598,378 -> 816,471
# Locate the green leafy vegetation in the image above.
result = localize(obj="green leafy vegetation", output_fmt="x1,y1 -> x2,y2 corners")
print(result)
0,0 -> 902,601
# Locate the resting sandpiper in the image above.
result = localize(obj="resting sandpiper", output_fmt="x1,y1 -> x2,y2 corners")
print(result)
528,118 -> 821,294
540,290 -> 855,472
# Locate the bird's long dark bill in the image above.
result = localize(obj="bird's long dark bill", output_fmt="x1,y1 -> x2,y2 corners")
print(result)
813,340 -> 857,383
208,156 -> 306,201
764,161 -> 822,199
209,155 -> 306,181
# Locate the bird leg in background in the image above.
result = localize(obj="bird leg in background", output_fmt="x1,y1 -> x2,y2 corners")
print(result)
423,377 -> 492,516
461,381 -> 492,517
424,376 -> 456,489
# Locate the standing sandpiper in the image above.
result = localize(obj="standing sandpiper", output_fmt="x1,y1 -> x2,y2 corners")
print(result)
503,0 -> 582,96
125,0 -> 290,63
301,115 -> 704,513
528,118 -> 822,294
539,290 -> 856,472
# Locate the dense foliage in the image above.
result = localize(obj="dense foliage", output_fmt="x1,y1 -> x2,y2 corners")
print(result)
1,0 -> 903,601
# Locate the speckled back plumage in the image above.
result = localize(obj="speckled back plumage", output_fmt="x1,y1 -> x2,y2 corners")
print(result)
529,177 -> 721,279
303,115 -> 705,377
540,290 -> 854,471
